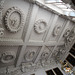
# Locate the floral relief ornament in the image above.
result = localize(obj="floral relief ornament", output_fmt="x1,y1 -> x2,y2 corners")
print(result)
4,7 -> 24,33
24,50 -> 36,61
53,25 -> 62,36
63,28 -> 71,38
41,51 -> 49,59
65,27 -> 75,45
34,19 -> 48,33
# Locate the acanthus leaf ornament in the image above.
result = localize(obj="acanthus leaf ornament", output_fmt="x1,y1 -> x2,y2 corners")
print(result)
4,7 -> 24,33
34,19 -> 48,33
1,51 -> 16,63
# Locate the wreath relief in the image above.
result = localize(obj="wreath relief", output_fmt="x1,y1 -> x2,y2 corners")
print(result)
4,7 -> 24,33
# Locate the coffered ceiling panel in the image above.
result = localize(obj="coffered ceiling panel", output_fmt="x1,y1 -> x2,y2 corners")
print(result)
29,8 -> 53,43
0,0 -> 75,73
61,21 -> 75,42
22,46 -> 42,63
39,46 -> 54,61
0,0 -> 30,45
48,17 -> 67,43
51,45 -> 65,62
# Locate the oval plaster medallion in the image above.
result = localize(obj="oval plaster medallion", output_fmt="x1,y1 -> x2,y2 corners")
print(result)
24,50 -> 36,61
34,20 -> 48,33
4,7 -> 24,32
53,25 -> 62,36
1,51 -> 16,63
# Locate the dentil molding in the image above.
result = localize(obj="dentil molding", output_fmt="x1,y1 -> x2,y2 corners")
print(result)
4,7 -> 24,33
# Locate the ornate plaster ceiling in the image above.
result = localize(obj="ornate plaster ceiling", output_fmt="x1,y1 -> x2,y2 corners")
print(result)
0,0 -> 75,75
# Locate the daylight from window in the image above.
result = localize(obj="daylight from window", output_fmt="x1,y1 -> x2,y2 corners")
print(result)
45,0 -> 75,18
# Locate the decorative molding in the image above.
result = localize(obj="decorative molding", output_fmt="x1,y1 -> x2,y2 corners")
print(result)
25,0 -> 75,23
24,50 -> 36,61
63,28 -> 71,38
65,27 -> 75,46
0,59 -> 56,75
34,19 -> 48,33
0,0 -> 5,9
52,49 -> 59,57
0,28 -> 4,37
4,7 -> 24,33
0,0 -> 5,25
52,46 -> 66,63
53,25 -> 62,36
40,47 -> 50,60
25,0 -> 61,15
41,52 -> 49,59
1,51 -> 16,63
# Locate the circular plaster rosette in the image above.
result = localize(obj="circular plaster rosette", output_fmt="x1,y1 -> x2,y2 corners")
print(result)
1,51 -> 16,63
4,7 -> 24,33
53,25 -> 62,36
34,20 -> 48,33
24,50 -> 36,61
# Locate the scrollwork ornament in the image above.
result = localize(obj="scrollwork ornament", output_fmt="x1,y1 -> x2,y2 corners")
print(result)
34,19 -> 48,33
4,7 -> 24,33
53,25 -> 62,36
1,51 -> 16,63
